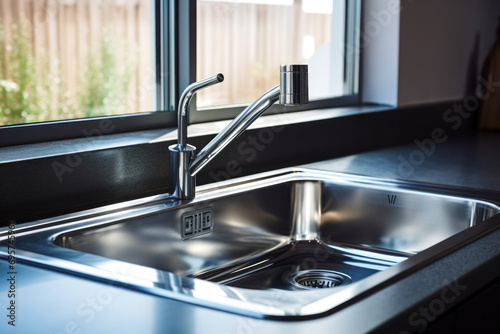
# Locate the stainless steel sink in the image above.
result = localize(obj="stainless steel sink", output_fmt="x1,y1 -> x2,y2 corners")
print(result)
1,168 -> 499,318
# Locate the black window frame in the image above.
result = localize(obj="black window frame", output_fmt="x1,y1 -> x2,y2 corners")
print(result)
0,0 -> 361,148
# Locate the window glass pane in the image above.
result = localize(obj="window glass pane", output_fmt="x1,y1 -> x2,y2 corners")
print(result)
196,0 -> 350,109
0,0 -> 154,127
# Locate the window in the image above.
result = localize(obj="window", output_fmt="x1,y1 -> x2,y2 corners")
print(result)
194,0 -> 361,122
0,0 -> 360,146
0,0 -> 155,127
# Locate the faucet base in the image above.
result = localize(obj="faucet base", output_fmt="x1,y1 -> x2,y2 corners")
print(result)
169,144 -> 197,200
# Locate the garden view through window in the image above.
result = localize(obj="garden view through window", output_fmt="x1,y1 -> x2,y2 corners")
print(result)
196,0 -> 349,109
0,0 -> 154,126
0,0 -> 352,127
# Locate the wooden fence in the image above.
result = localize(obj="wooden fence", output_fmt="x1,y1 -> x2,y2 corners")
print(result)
1,0 -> 331,120
0,0 -> 153,120
196,0 -> 331,108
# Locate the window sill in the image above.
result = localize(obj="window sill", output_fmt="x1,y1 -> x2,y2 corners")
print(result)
0,104 -> 390,164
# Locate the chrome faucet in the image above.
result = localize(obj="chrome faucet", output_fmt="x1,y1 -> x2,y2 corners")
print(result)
169,65 -> 308,200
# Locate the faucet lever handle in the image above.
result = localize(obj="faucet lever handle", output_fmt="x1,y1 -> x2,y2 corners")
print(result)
170,73 -> 224,200
177,73 -> 224,148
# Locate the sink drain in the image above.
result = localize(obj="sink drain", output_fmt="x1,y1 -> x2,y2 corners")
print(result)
288,270 -> 352,289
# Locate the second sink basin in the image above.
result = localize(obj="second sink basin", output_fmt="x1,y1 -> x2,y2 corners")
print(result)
3,168 -> 500,317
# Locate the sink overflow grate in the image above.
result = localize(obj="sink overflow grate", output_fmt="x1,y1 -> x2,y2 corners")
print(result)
181,207 -> 213,240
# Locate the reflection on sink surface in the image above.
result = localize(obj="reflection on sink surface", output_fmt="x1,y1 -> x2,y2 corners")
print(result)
192,241 -> 403,291
2,168 -> 500,317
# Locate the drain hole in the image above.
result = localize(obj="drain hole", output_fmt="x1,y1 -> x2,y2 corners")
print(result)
297,276 -> 343,288
289,270 -> 352,289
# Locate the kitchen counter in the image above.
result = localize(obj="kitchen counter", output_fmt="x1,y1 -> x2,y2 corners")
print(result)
1,133 -> 500,333
307,132 -> 500,196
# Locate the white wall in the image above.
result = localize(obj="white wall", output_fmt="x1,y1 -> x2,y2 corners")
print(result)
397,0 -> 500,106
361,0 -> 401,106
362,0 -> 500,107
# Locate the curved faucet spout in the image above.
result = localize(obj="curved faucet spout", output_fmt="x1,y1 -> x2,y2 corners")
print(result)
189,85 -> 280,176
190,64 -> 309,176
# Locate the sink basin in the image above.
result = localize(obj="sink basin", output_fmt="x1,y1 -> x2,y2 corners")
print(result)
1,168 -> 499,318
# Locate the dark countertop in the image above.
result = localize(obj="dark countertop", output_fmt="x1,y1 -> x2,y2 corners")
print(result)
307,132 -> 500,198
1,133 -> 500,333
